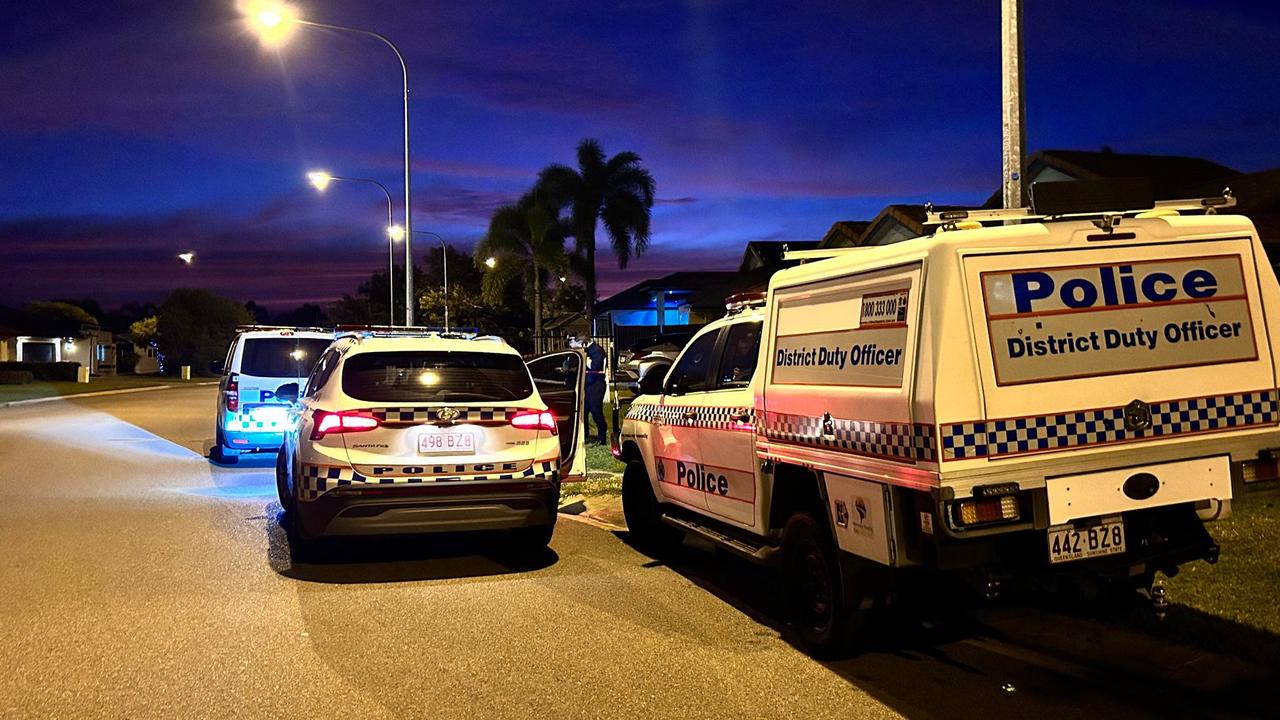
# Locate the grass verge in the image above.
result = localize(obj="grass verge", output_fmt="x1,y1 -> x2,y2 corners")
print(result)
582,401 -> 626,476
0,374 -> 205,404
1162,490 -> 1280,636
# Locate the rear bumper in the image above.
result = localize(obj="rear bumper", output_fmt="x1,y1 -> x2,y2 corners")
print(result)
296,480 -> 560,538
919,502 -> 1217,585
222,429 -> 284,452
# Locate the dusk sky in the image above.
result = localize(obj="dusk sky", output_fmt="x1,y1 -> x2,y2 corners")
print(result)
1,1 -> 1278,311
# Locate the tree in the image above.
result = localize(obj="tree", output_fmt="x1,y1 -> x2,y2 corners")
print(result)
474,186 -> 569,338
129,316 -> 158,345
155,289 -> 252,375
538,138 -> 656,327
275,303 -> 327,328
24,300 -> 99,331
243,301 -> 270,325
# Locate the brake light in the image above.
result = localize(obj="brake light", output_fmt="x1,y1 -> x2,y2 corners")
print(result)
225,373 -> 239,413
511,410 -> 557,434
952,495 -> 1021,527
310,410 -> 381,440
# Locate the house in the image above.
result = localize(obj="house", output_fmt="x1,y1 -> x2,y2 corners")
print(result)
738,240 -> 820,272
0,306 -> 115,375
817,221 -> 871,249
593,269 -> 771,348
981,148 -> 1238,207
815,149 -> 1270,254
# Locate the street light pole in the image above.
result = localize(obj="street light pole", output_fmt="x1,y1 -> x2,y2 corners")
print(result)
1001,0 -> 1026,209
248,8 -> 415,324
308,172 -> 399,326
412,230 -> 449,333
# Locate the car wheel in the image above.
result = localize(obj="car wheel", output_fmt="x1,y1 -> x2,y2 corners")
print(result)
284,505 -> 320,563
275,450 -> 295,514
622,459 -> 681,554
212,425 -> 239,463
512,523 -> 555,549
781,510 -> 863,658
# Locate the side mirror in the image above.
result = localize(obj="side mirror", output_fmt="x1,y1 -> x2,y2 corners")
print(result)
275,382 -> 300,404
638,368 -> 667,396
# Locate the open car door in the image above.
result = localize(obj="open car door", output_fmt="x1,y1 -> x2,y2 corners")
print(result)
526,350 -> 586,482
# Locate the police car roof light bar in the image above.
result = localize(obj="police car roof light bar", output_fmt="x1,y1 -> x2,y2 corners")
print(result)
724,292 -> 766,314
235,324 -> 331,333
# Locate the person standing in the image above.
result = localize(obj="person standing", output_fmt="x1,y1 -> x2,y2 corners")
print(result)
583,339 -> 607,445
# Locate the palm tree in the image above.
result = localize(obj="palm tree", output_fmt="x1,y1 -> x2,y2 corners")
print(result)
538,138 -> 656,328
474,187 -> 568,339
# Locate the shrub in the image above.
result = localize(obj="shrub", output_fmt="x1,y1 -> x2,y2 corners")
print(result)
0,362 -> 81,381
0,370 -> 34,385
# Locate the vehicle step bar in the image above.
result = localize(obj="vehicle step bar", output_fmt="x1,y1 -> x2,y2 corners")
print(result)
661,514 -> 780,566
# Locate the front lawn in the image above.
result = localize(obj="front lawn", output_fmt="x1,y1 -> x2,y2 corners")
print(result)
0,374 -> 204,404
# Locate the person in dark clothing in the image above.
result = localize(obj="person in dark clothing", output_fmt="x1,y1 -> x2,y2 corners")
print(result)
583,340 -> 607,445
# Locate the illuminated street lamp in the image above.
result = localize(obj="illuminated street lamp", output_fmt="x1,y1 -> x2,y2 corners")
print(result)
177,251 -> 195,265
412,230 -> 449,332
248,2 -> 416,324
484,256 -> 497,269
307,170 -> 400,325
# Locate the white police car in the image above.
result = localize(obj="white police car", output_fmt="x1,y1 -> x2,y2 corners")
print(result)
214,326 -> 335,462
273,330 -> 585,549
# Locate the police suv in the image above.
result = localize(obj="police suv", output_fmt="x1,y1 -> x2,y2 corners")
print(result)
618,184 -> 1280,655
214,326 -> 335,461
273,329 -> 585,550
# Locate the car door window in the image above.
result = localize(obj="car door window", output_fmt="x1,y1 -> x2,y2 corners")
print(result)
717,321 -> 762,388
304,348 -> 340,398
665,330 -> 720,394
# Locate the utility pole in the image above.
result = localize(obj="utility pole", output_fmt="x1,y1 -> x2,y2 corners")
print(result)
1001,0 -> 1026,209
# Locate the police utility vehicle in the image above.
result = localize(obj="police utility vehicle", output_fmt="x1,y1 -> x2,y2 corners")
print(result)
273,329 -> 585,550
214,326 -> 335,461
618,183 -> 1280,655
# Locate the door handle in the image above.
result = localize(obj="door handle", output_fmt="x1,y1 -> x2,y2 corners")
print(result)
681,411 -> 698,421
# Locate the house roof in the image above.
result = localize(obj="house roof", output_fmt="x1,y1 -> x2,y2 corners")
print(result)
863,204 -> 972,243
1179,168 -> 1280,242
818,221 -> 872,248
983,149 -> 1240,207
738,240 -> 821,271
594,271 -> 742,315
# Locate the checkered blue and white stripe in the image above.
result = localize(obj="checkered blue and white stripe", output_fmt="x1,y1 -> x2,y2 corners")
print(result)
761,411 -> 937,463
624,403 -> 754,431
366,407 -> 524,423
941,389 -> 1279,460
298,460 -> 559,501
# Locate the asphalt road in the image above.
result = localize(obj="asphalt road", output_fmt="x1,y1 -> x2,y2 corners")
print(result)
0,386 -> 1275,719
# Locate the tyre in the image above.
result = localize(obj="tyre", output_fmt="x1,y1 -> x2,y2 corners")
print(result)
781,510 -> 863,658
275,449 -> 295,514
285,506 -> 320,563
511,523 -> 555,549
212,426 -> 239,463
622,459 -> 681,553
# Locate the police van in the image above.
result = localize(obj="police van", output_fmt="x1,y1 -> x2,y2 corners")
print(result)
213,326 -> 335,462
618,184 -> 1280,655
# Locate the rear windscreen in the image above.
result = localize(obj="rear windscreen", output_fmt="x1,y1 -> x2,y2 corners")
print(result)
240,338 -> 332,378
341,351 -> 534,403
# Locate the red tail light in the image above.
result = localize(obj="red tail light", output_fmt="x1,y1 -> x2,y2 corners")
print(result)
310,410 -> 381,440
225,372 -> 239,413
511,410 -> 557,434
